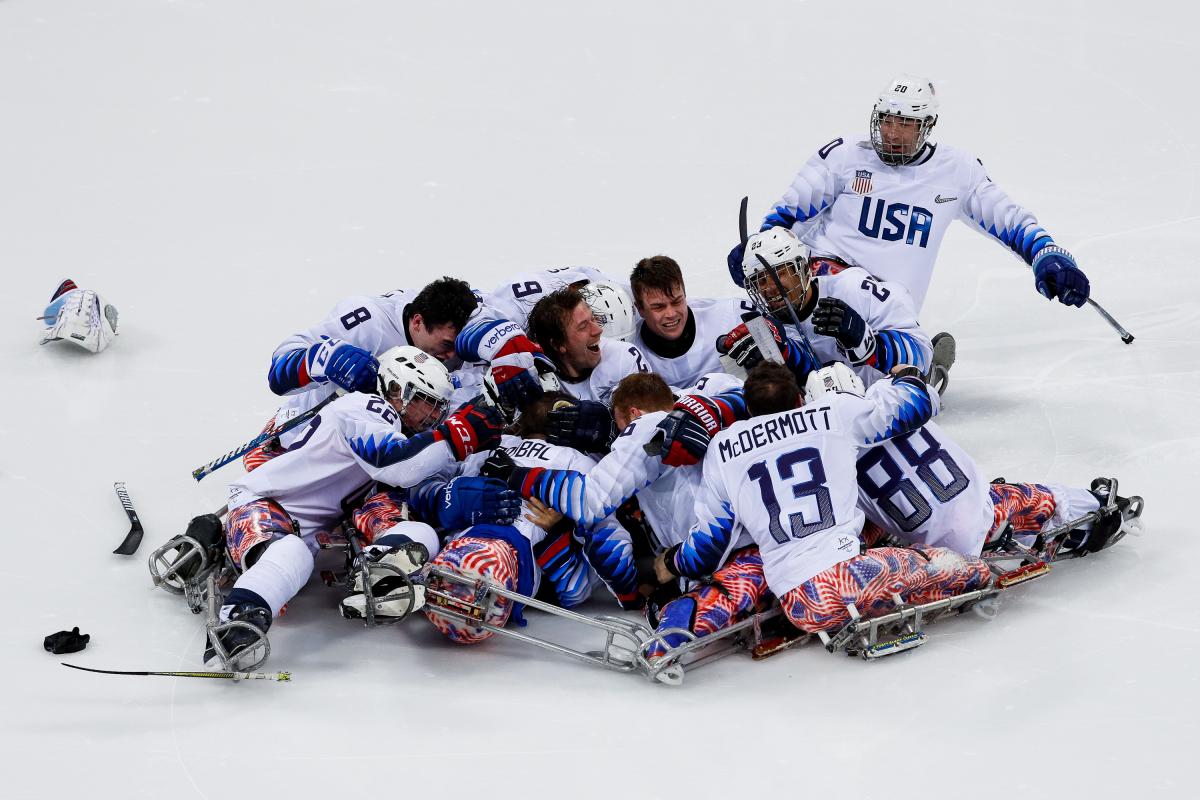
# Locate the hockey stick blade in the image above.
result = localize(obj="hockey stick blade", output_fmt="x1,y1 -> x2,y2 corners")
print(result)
112,482 -> 145,555
738,195 -> 749,246
62,662 -> 291,682
1086,298 -> 1135,344
191,392 -> 340,481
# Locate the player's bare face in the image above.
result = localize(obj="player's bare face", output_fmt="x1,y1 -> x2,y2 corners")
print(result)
879,114 -> 922,158
556,302 -> 604,376
408,316 -> 458,362
638,286 -> 688,341
394,392 -> 443,433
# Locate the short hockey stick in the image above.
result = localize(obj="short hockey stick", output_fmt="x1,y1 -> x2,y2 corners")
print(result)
62,662 -> 290,682
1086,298 -> 1134,344
191,392 -> 339,482
112,482 -> 145,555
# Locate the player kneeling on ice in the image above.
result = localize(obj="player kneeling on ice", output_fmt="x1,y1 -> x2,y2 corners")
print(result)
420,391 -> 643,644
650,362 -> 990,651
160,347 -> 512,669
38,279 -> 119,353
805,363 -> 1143,562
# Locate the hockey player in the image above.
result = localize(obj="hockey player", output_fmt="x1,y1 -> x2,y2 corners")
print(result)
245,277 -> 481,470
422,392 -> 642,643
200,347 -> 512,667
38,279 -> 119,353
728,75 -> 1092,389
652,362 -> 990,645
526,286 -> 650,405
627,255 -> 753,388
725,226 -> 931,388
805,362 -> 1138,560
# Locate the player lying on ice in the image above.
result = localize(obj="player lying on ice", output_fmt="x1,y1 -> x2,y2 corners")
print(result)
412,390 -> 647,644
166,346 -> 517,668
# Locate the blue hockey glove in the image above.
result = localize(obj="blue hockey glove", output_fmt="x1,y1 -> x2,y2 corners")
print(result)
727,242 -> 747,286
1032,245 -> 1089,307
436,476 -> 521,529
546,399 -> 616,453
306,338 -> 379,392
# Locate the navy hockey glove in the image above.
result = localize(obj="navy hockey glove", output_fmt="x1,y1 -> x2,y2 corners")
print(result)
546,399 -> 616,454
654,394 -> 737,467
305,338 -> 379,393
727,242 -> 747,287
436,476 -> 521,529
434,401 -> 505,460
1032,245 -> 1089,307
479,448 -> 517,482
717,314 -> 821,378
811,297 -> 876,364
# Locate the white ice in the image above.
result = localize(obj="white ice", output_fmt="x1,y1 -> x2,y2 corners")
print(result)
1,1 -> 1196,798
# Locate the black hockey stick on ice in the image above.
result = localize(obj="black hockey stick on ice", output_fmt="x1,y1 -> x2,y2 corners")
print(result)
112,482 -> 144,555
1086,298 -> 1134,344
191,392 -> 339,482
62,662 -> 290,682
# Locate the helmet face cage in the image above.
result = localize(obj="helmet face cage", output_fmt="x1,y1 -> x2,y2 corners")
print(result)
744,256 -> 811,326
384,379 -> 449,433
870,111 -> 935,166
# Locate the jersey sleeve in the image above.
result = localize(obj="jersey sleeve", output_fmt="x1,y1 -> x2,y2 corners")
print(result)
268,296 -> 396,395
839,375 -> 939,445
513,416 -> 666,527
671,448 -> 739,578
846,274 -> 933,374
578,510 -> 639,607
339,405 -> 456,488
761,137 -> 848,235
960,156 -> 1056,265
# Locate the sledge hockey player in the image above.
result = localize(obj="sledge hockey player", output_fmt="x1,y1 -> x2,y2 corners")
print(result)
728,75 -> 1092,391
651,362 -> 990,649
182,347 -> 514,668
724,226 -> 931,388
627,255 -> 754,388
806,362 -> 1140,560
525,286 -> 650,406
245,277 -> 481,470
38,279 -> 119,353
421,391 -> 642,643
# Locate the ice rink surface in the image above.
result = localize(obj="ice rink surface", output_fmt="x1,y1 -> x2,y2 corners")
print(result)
2,1 -> 1197,797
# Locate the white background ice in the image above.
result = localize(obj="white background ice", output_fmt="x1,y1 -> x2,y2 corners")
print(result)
2,1 -> 1196,797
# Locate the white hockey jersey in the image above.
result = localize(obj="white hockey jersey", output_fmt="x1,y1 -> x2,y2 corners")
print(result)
855,420 -> 992,556
630,297 -> 753,389
558,337 -> 651,405
783,267 -> 931,386
226,392 -> 455,538
672,376 -> 938,595
764,135 -> 1056,309
484,266 -> 627,330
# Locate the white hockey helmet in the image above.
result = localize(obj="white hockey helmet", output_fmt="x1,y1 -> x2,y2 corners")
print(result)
376,345 -> 454,432
39,281 -> 119,353
580,280 -> 636,341
803,362 -> 866,404
742,227 -> 812,323
481,354 -> 563,425
870,74 -> 939,166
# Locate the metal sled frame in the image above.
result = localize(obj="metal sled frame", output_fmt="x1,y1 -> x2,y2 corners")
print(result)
201,573 -> 270,673
320,531 -> 421,628
148,532 -> 236,615
422,564 -> 786,685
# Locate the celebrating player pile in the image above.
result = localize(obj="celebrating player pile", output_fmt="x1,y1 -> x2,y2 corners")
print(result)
148,75 -> 1144,683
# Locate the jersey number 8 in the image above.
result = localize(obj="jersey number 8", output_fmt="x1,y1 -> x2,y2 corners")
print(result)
856,428 -> 969,532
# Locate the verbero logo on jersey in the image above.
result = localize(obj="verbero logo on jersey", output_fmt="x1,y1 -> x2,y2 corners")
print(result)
483,321 -> 522,352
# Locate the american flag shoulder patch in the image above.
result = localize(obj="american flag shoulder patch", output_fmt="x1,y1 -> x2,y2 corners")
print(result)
852,169 -> 874,195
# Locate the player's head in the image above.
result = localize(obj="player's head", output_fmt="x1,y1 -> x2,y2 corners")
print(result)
611,372 -> 675,431
742,227 -> 812,325
579,281 -> 636,341
513,391 -> 574,439
803,362 -> 865,404
40,280 -> 119,354
527,287 -> 603,377
376,346 -> 453,433
631,256 -> 688,342
744,363 -> 803,417
870,75 -> 938,166
406,277 -> 478,362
